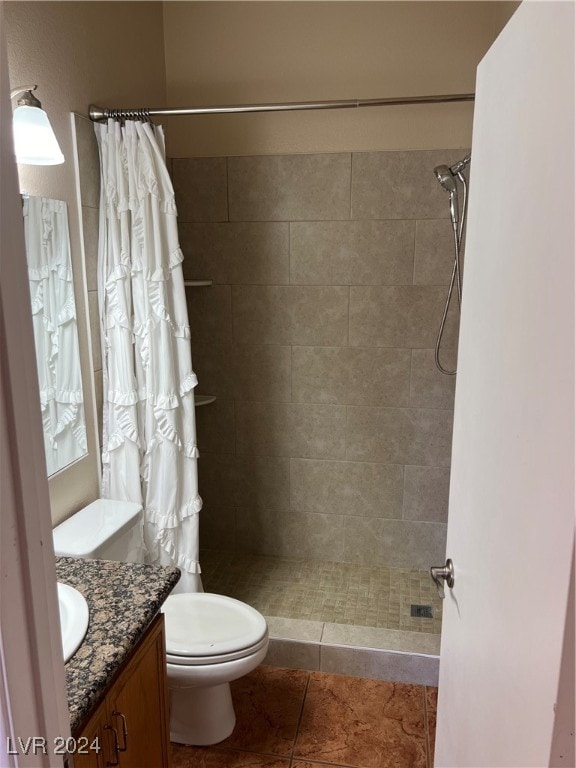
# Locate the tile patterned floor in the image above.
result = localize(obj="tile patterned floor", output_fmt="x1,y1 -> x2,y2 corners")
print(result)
201,550 -> 442,635
171,666 -> 438,768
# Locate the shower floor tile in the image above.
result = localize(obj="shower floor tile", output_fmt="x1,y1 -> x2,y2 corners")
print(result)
200,550 -> 442,635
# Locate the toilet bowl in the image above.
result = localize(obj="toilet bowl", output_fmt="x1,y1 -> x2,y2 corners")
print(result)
53,499 -> 269,746
163,592 -> 268,745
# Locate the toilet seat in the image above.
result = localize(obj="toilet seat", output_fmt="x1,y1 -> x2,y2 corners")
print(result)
162,593 -> 268,666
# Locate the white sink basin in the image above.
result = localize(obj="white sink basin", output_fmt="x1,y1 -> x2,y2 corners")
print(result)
57,582 -> 89,662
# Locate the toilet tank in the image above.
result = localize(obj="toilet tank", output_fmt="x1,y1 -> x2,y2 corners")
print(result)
53,499 -> 144,562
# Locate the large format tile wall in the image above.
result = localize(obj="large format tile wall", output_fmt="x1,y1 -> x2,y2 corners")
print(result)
172,150 -> 463,570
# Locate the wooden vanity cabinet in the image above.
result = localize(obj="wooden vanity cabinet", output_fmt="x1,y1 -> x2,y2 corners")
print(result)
73,614 -> 170,768
72,697 -> 110,768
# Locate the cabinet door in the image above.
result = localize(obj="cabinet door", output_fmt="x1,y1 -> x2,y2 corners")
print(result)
73,698 -> 112,768
107,615 -> 170,768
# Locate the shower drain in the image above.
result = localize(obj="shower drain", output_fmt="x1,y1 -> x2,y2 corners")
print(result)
410,604 -> 434,619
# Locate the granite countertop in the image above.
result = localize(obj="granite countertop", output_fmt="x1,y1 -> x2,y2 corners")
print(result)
55,557 -> 180,733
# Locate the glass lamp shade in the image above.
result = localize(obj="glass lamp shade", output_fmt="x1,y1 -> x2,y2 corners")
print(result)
12,105 -> 64,165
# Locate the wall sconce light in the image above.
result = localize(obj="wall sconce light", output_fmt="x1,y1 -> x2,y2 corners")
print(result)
10,85 -> 64,165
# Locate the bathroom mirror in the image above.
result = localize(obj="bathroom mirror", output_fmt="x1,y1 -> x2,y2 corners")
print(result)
23,196 -> 87,476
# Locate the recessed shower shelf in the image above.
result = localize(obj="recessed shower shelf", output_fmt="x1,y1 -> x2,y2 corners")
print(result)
184,279 -> 213,287
195,395 -> 217,407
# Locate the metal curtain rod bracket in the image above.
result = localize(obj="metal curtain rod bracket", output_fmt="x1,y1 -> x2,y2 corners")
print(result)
88,92 -> 475,122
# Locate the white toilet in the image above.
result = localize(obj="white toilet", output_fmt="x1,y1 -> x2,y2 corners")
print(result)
53,499 -> 269,745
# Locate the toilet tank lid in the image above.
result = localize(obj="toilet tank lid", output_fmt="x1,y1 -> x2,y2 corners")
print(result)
53,499 -> 143,558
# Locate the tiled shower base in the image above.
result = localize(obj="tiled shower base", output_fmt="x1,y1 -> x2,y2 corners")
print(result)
201,549 -> 442,686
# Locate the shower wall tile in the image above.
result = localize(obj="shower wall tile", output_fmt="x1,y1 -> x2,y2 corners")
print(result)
406,408 -> 454,467
199,453 -> 290,512
195,399 -> 236,454
346,406 -> 453,467
346,406 -> 408,465
172,147 -> 461,571
436,296 -> 461,351
349,286 -> 458,349
385,520 -> 447,569
81,206 -> 99,292
413,219 -> 456,286
321,624 -> 441,656
351,149 -> 464,220
291,346 -> 411,407
290,459 -> 404,519
233,344 -> 292,402
235,402 -> 346,459
405,286 -> 456,348
342,516 -> 393,566
433,345 -> 458,374
409,349 -> 456,409
192,341 -> 235,399
199,503 -> 237,551
232,286 -> 292,344
197,453 -> 237,509
290,286 -> 349,346
187,284 -> 233,344
289,402 -> 347,460
319,645 -> 439,686
179,224 -> 227,283
290,222 -> 350,286
172,158 -> 228,222
232,286 -> 349,346
265,639 -> 321,672
179,222 -> 290,285
74,114 -> 100,209
349,286 -> 407,347
234,456 -> 291,511
236,508 -> 345,561
291,347 -> 348,405
228,153 -> 351,222
403,466 -> 450,524
289,220 -> 415,286
347,348 -> 411,407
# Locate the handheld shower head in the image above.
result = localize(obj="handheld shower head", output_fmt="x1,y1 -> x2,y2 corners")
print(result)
434,165 -> 457,193
434,165 -> 459,231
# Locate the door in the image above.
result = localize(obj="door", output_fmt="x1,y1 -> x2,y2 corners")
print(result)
435,3 -> 575,768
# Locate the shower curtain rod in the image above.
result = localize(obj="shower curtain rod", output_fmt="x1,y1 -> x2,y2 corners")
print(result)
88,92 -> 475,121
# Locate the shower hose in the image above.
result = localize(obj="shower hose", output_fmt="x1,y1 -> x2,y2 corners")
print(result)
435,170 -> 468,376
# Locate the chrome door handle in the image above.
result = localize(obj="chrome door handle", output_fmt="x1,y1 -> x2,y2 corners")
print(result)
430,558 -> 455,599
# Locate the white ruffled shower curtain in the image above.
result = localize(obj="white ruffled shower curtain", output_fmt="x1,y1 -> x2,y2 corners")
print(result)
95,119 -> 202,592
24,197 -> 87,476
